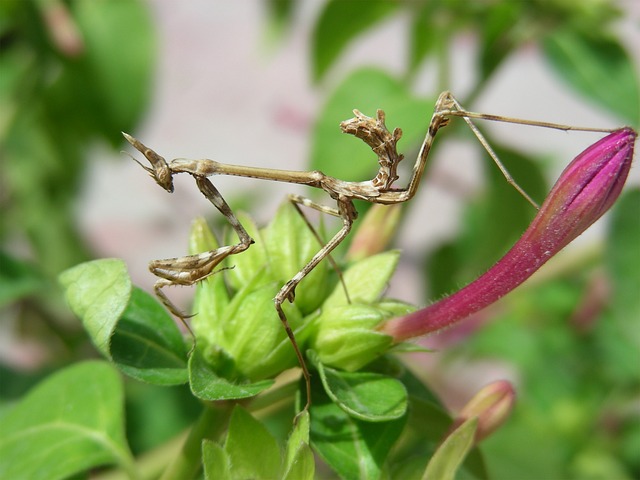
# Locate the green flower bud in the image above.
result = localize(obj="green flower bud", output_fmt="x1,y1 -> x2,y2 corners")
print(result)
311,304 -> 393,371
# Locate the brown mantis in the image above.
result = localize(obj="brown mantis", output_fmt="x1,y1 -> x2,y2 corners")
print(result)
124,91 -> 617,413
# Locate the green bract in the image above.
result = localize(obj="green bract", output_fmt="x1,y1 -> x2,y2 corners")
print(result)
189,203 -> 404,381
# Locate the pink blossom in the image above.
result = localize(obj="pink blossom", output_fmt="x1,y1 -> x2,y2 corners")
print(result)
380,128 -> 636,341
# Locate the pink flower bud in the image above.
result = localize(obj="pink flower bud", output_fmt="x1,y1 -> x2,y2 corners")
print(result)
380,128 -> 636,341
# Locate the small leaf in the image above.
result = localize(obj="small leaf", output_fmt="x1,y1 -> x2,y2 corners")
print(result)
408,4 -> 438,76
188,347 -> 273,401
0,361 -> 134,480
315,356 -> 407,421
595,188 -> 640,368
202,440 -> 231,480
310,378 -> 406,480
0,250 -> 43,307
283,411 -> 315,480
110,287 -> 188,385
224,406 -> 281,479
606,188 -> 640,345
422,417 -> 478,480
311,0 -> 399,81
324,250 -> 400,308
543,28 -> 640,125
70,0 -> 156,140
264,0 -> 296,46
59,258 -> 131,357
478,2 -> 523,80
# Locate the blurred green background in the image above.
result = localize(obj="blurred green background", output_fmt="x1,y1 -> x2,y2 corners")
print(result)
1,1 -> 639,478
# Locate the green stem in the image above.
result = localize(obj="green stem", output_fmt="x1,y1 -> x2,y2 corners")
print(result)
160,402 -> 233,480
95,432 -> 188,480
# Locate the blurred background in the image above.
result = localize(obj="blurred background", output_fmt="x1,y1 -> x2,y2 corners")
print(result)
2,1 -> 639,478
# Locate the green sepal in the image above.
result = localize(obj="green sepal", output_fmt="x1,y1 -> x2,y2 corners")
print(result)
283,411 -> 315,480
190,216 -> 230,328
311,303 -> 393,371
202,440 -> 230,480
224,211 -> 270,292
323,250 -> 401,308
216,272 -> 304,379
264,201 -> 329,314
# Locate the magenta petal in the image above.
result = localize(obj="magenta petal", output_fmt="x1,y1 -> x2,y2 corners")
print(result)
380,128 -> 636,341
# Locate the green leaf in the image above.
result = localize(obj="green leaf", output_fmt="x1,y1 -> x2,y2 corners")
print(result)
4,97 -> 90,277
391,377 -> 488,479
315,357 -> 407,421
543,29 -> 640,125
408,4 -> 439,77
311,68 -> 432,182
311,0 -> 399,82
283,411 -> 315,480
59,259 -> 188,384
310,378 -> 406,480
324,250 -> 400,308
203,440 -> 231,480
0,361 -> 135,480
606,188 -> 640,347
188,346 -> 273,401
124,382 -> 201,454
59,258 -> 132,358
224,406 -> 281,479
70,0 -> 156,140
0,250 -> 43,307
110,287 -> 188,385
422,417 -> 478,480
264,0 -> 296,46
594,188 -> 640,376
478,1 -> 523,80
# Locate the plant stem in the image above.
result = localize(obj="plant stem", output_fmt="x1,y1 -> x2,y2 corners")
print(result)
159,402 -> 233,480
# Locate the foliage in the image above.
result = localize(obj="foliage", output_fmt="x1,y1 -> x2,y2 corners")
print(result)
0,0 -> 156,361
2,1 -> 639,479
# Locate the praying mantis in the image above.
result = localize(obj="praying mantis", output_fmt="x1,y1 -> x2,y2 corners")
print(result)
124,91 -> 617,413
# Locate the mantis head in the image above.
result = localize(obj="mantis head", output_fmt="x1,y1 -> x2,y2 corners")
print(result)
122,132 -> 174,193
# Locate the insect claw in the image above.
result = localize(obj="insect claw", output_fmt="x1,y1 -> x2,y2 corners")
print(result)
287,289 -> 296,303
